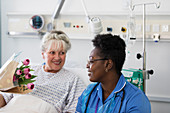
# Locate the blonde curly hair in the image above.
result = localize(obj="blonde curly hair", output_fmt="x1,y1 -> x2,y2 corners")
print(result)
41,30 -> 71,52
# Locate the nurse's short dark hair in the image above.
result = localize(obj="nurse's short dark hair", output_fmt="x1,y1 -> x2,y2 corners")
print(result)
92,33 -> 126,75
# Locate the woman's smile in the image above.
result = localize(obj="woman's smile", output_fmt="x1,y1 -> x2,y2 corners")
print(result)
52,60 -> 61,65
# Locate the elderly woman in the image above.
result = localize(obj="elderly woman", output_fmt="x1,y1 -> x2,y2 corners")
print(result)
76,34 -> 151,113
0,30 -> 86,113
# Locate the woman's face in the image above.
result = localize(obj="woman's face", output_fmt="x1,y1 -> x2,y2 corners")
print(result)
87,48 -> 107,82
42,42 -> 66,73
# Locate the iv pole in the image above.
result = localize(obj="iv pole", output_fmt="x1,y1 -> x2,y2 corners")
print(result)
130,2 -> 160,92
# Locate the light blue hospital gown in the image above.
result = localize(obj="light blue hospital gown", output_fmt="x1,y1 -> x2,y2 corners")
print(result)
1,65 -> 86,113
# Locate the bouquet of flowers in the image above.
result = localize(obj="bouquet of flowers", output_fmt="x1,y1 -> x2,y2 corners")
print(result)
0,53 -> 36,94
13,59 -> 36,91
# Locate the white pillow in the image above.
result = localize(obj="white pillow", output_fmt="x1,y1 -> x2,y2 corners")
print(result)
0,95 -> 57,113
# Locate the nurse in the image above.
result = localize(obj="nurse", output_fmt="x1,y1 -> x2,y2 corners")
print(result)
76,34 -> 151,113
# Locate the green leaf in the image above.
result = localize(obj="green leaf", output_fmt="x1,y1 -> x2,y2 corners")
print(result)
23,66 -> 30,68
31,75 -> 37,79
30,69 -> 34,71
19,79 -> 36,85
20,65 -> 24,70
20,76 -> 25,81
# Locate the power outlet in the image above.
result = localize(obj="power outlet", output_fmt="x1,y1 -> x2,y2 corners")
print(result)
162,25 -> 169,32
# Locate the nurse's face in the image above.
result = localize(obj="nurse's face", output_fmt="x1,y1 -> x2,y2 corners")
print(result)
42,42 -> 66,73
86,48 -> 107,82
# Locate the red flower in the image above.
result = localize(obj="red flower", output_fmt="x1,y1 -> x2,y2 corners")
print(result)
24,68 -> 30,74
27,83 -> 34,90
13,75 -> 19,81
16,70 -> 22,75
25,73 -> 32,79
23,59 -> 30,66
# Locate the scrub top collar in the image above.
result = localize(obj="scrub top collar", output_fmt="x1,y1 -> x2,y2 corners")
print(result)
97,74 -> 126,103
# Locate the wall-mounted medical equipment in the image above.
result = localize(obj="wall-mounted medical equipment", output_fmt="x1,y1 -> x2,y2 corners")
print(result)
7,14 -> 46,37
29,15 -> 44,31
7,0 -> 170,41
7,13 -> 170,40
81,0 -> 103,35
48,0 -> 65,31
130,2 -> 160,92
152,33 -> 160,42
6,0 -> 170,41
7,0 -> 65,37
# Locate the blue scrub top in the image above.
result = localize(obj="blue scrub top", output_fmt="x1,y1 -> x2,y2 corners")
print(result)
76,74 -> 151,113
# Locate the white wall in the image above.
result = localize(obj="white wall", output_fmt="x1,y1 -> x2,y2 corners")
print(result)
1,0 -> 170,112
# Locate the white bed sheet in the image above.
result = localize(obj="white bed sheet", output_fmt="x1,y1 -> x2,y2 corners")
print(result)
0,95 -> 57,113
